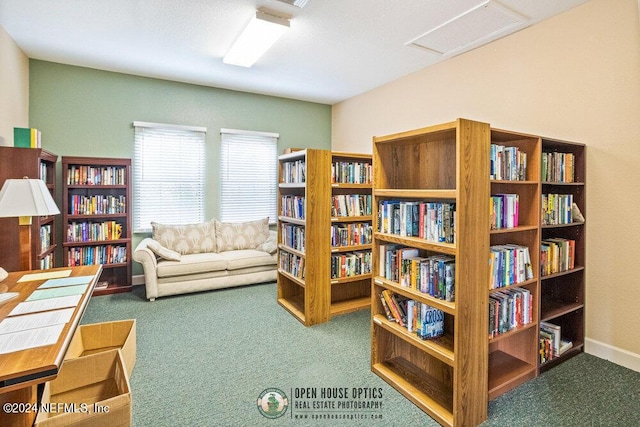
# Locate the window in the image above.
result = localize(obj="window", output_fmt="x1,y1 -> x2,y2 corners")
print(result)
133,121 -> 206,233
220,128 -> 278,224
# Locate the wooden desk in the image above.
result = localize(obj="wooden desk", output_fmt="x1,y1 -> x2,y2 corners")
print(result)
0,265 -> 102,427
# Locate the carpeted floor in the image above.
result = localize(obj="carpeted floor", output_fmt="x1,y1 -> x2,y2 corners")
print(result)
81,282 -> 640,426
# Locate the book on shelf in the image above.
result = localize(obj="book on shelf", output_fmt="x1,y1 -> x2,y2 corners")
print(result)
542,193 -> 574,225
542,151 -> 575,183
489,244 -> 533,289
331,160 -> 372,184
490,194 -> 519,229
489,287 -> 532,338
378,200 -> 455,243
281,159 -> 306,184
490,143 -> 527,181
379,290 -> 444,339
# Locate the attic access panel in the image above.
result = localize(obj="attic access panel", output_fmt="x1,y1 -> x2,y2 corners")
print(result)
407,1 -> 528,55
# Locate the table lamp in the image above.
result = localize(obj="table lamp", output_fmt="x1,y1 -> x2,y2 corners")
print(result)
0,177 -> 60,271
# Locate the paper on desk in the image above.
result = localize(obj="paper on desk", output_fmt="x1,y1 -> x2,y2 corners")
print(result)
17,269 -> 73,282
0,323 -> 65,354
38,275 -> 95,289
9,294 -> 82,316
0,308 -> 74,335
26,285 -> 88,301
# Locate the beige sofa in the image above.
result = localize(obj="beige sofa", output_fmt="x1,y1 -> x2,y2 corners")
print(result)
133,218 -> 277,301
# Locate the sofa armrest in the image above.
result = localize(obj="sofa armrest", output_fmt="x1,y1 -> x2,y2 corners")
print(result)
133,238 -> 159,301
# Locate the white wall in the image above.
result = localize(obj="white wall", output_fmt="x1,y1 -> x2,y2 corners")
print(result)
0,24 -> 29,146
333,0 -> 640,370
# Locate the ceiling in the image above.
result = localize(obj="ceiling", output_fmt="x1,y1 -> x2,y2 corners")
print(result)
0,0 -> 590,105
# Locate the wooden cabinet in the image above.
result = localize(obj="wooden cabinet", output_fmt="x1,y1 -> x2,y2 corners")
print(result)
538,138 -> 586,372
371,119 -> 490,427
277,149 -> 373,326
0,147 -> 58,271
61,156 -> 132,295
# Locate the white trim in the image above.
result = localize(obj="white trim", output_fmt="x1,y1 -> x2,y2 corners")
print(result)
220,128 -> 279,138
585,338 -> 640,373
133,121 -> 207,133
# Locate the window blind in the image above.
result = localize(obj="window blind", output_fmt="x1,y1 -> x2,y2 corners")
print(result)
220,129 -> 278,224
133,122 -> 206,232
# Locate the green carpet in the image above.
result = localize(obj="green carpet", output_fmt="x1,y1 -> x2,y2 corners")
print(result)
81,283 -> 640,426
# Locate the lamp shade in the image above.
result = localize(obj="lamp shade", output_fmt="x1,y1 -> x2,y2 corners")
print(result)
0,178 -> 60,217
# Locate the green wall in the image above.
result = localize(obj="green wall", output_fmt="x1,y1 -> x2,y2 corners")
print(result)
29,60 -> 332,276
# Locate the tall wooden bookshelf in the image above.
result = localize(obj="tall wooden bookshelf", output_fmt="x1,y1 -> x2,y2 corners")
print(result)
329,151 -> 373,317
277,149 -> 373,326
371,119 -> 490,427
487,129 -> 541,400
538,138 -> 586,372
62,156 -> 132,295
0,147 -> 58,271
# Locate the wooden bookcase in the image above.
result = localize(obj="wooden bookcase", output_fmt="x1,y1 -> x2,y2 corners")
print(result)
277,149 -> 373,326
487,129 -> 541,400
61,156 -> 132,295
0,147 -> 58,271
538,138 -> 586,372
371,119 -> 490,427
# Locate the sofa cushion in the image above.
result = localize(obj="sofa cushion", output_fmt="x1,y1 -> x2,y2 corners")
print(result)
218,249 -> 277,271
146,240 -> 182,261
151,220 -> 216,255
156,253 -> 227,278
215,218 -> 270,252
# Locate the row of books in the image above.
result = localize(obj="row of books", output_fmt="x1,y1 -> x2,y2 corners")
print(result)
331,194 -> 372,217
14,127 -> 42,148
67,165 -> 127,186
331,160 -> 372,184
40,224 -> 52,251
539,321 -> 573,363
541,238 -> 575,276
489,287 -> 533,338
66,221 -> 124,243
331,222 -> 373,247
378,200 -> 456,244
281,159 -> 305,184
279,250 -> 305,280
490,143 -> 528,181
542,151 -> 575,183
490,193 -> 519,230
541,193 -> 574,225
69,194 -> 126,216
330,251 -> 372,279
378,290 -> 445,339
379,244 -> 455,302
40,161 -> 49,184
66,245 -> 127,266
489,244 -> 534,289
40,253 -> 54,270
280,195 -> 305,220
281,223 -> 305,252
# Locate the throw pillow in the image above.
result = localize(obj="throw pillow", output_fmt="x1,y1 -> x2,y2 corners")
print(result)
215,217 -> 270,252
151,220 -> 217,255
256,232 -> 277,254
147,240 -> 182,261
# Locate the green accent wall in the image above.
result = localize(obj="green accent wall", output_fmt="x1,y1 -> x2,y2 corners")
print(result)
29,60 -> 331,276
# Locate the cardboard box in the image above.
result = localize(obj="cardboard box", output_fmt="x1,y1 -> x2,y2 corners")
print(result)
65,319 -> 136,378
35,349 -> 131,427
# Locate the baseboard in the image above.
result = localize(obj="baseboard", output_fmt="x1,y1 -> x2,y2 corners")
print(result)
585,338 -> 640,373
132,274 -> 145,286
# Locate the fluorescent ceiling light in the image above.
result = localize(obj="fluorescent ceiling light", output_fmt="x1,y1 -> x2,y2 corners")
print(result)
223,10 -> 290,68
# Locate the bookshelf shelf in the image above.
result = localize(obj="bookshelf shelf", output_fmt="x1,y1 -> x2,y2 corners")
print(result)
62,156 -> 132,295
0,147 -> 58,271
277,149 -> 373,326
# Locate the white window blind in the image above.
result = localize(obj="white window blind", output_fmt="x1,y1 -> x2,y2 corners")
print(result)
133,122 -> 206,232
220,129 -> 278,224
